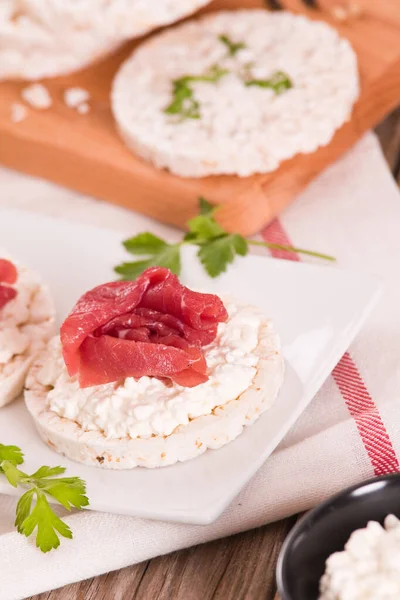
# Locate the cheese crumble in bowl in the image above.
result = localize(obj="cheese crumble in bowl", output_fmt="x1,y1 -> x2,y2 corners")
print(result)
276,474 -> 400,600
24,267 -> 284,469
320,514 -> 400,600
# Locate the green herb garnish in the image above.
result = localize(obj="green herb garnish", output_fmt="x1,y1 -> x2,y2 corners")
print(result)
218,34 -> 247,56
244,70 -> 293,94
164,65 -> 229,121
164,35 -> 293,122
0,443 -> 24,471
0,443 -> 89,553
164,80 -> 200,121
188,64 -> 230,84
116,233 -> 181,280
115,198 -> 335,280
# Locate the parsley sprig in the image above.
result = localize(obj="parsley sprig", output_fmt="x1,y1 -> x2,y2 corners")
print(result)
244,69 -> 293,94
218,34 -> 247,57
0,443 -> 89,553
115,198 -> 335,280
164,65 -> 229,121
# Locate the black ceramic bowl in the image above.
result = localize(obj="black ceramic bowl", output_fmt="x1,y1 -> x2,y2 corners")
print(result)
276,474 -> 400,600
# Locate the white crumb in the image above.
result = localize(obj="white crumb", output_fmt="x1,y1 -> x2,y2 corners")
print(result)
77,102 -> 90,115
331,2 -> 362,22
21,84 -> 52,110
348,2 -> 362,17
331,5 -> 349,21
11,102 -> 27,123
64,87 -> 90,109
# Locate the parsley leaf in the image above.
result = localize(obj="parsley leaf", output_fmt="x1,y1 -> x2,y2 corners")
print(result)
232,234 -> 249,256
186,202 -> 249,276
191,64 -> 229,84
0,444 -> 24,471
165,65 -> 229,121
219,34 -> 247,56
20,490 -> 73,553
184,199 -> 224,243
164,80 -> 200,121
0,445 -> 89,553
15,488 -> 35,533
198,234 -> 249,277
199,197 -> 215,215
39,477 -> 89,511
116,236 -> 181,279
186,214 -> 225,241
1,460 -> 26,487
244,70 -> 293,94
30,465 -> 66,479
115,260 -> 157,281
123,232 -> 168,255
27,466 -> 89,511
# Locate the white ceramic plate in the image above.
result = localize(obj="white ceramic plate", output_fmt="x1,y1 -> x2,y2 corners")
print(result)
0,208 -> 381,524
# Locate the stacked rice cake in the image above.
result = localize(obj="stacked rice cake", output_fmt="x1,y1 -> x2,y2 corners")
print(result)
0,0 -> 211,80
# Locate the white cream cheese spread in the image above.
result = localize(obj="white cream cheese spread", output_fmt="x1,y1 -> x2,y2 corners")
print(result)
38,300 -> 264,439
320,514 -> 400,600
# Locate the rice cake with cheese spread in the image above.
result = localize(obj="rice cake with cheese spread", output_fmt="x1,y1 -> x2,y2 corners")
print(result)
25,285 -> 284,469
112,9 -> 360,178
0,254 -> 55,407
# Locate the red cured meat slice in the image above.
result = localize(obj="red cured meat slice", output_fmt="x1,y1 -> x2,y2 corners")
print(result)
78,335 -> 208,388
98,308 -> 216,346
61,279 -> 148,375
0,259 -> 17,285
61,267 -> 227,389
0,286 -> 17,310
141,273 -> 227,331
0,259 -> 18,310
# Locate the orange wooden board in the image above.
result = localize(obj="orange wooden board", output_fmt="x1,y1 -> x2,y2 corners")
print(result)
0,0 -> 399,235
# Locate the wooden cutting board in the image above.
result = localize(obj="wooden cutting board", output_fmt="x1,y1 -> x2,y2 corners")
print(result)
0,0 -> 399,235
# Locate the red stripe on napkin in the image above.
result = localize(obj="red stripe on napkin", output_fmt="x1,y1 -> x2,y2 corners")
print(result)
262,219 -> 399,476
261,220 -> 300,262
332,354 -> 399,474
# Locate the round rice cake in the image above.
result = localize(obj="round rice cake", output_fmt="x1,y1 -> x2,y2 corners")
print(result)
24,308 -> 284,469
0,254 -> 55,407
0,0 -> 211,81
112,9 -> 360,178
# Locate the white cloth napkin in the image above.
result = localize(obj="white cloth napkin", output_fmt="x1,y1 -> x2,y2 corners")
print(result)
1,133 -> 400,600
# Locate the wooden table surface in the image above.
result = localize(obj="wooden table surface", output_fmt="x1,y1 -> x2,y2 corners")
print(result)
30,110 -> 400,600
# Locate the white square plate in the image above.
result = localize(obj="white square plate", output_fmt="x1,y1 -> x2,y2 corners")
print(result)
0,208 -> 381,524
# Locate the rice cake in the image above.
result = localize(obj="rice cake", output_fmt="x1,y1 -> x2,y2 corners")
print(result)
112,10 -> 360,178
0,0 -> 211,81
25,316 -> 284,469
